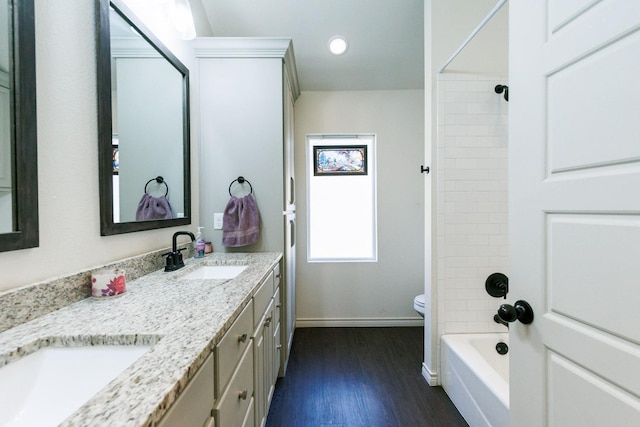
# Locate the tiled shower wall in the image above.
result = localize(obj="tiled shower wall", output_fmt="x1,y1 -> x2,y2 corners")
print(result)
436,73 -> 509,335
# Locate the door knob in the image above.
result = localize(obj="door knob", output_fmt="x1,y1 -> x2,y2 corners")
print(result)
497,300 -> 534,324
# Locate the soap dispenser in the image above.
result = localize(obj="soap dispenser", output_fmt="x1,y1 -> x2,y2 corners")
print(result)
195,227 -> 205,258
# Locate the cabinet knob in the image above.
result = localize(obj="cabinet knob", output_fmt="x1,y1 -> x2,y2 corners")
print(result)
264,316 -> 272,326
238,390 -> 248,400
238,333 -> 248,343
276,344 -> 282,349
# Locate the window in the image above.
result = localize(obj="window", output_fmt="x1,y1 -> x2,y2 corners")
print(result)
306,134 -> 377,262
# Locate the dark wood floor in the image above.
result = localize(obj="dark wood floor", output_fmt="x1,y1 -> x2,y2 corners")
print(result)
266,327 -> 468,427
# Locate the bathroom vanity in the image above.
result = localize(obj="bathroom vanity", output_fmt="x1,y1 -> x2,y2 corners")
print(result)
0,252 -> 284,427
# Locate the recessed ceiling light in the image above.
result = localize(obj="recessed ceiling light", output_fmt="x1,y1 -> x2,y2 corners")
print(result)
328,36 -> 348,55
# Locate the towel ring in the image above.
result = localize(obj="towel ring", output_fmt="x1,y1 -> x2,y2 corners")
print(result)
228,176 -> 253,196
144,176 -> 169,197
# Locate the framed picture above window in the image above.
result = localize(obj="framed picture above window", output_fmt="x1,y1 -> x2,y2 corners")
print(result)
313,145 -> 367,176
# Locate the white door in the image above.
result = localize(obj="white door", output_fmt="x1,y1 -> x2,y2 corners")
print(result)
509,1 -> 640,425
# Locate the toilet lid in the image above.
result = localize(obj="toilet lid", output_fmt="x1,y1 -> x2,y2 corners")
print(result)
414,294 -> 425,307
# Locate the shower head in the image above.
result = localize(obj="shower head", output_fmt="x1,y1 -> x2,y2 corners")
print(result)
494,84 -> 509,102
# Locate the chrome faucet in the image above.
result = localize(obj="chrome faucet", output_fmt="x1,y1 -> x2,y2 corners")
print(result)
163,231 -> 195,272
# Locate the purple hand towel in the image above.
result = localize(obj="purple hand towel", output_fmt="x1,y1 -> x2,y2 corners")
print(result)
222,194 -> 260,247
135,194 -> 174,221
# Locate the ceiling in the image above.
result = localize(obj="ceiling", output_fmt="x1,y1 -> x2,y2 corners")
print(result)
195,0 -> 424,92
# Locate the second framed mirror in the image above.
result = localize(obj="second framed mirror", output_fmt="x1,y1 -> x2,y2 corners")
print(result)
96,0 -> 191,235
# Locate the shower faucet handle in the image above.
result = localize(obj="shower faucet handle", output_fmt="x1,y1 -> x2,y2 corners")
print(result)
486,273 -> 509,299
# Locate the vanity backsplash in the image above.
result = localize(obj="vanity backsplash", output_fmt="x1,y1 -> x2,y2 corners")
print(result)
0,245 -> 194,333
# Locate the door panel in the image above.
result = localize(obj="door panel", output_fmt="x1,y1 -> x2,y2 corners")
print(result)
544,317 -> 640,398
547,0 -> 600,33
510,1 -> 640,425
547,30 -> 640,173
548,214 -> 640,341
549,353 -> 640,425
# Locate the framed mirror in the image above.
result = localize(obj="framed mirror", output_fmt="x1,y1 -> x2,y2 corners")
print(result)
96,0 -> 191,235
0,0 -> 39,253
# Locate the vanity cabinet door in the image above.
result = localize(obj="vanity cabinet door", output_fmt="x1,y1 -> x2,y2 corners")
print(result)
253,298 -> 274,427
158,353 -> 214,427
270,286 -> 281,401
252,265 -> 282,427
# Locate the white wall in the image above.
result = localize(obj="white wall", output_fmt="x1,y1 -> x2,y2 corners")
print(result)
294,90 -> 425,326
0,0 -> 198,291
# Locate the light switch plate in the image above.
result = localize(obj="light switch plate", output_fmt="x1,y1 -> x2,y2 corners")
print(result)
213,213 -> 223,229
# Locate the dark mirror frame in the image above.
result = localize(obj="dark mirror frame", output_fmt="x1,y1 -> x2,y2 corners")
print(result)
0,0 -> 39,253
96,0 -> 191,235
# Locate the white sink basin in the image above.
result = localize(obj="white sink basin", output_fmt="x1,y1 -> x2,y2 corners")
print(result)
183,265 -> 248,280
0,345 -> 151,427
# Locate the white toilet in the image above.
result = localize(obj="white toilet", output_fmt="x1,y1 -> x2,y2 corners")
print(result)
413,294 -> 425,318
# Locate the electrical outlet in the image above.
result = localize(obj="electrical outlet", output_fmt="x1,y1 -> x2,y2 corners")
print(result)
213,213 -> 223,229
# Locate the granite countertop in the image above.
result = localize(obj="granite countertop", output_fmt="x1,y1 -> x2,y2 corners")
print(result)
0,252 -> 282,427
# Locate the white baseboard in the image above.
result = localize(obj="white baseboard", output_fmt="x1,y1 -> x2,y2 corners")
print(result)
422,362 -> 439,386
295,317 -> 425,328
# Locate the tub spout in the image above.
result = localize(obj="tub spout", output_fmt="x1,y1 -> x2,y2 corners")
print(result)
494,314 -> 509,329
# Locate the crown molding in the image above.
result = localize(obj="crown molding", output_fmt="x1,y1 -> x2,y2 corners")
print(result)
194,37 -> 300,100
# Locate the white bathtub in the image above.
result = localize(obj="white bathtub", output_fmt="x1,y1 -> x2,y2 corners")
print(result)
441,333 -> 509,427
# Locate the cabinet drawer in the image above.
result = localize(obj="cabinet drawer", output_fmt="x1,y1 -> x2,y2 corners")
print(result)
214,343 -> 254,427
158,353 -> 214,427
253,271 -> 274,328
215,301 -> 253,396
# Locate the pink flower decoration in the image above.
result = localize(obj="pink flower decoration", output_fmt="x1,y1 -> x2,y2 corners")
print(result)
113,275 -> 126,293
